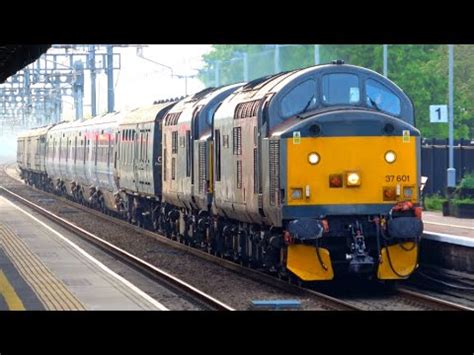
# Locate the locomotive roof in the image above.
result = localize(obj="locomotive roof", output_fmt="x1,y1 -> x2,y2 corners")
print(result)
225,63 -> 409,103
166,83 -> 244,115
17,123 -> 56,139
213,62 -> 414,131
119,102 -> 175,126
48,111 -> 124,134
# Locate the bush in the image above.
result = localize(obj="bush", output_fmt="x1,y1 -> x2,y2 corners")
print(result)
424,194 -> 447,211
452,197 -> 474,206
459,173 -> 474,189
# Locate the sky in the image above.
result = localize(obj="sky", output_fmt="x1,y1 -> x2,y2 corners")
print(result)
62,45 -> 213,120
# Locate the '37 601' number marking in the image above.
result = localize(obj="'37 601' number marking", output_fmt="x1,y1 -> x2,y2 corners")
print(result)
385,175 -> 410,182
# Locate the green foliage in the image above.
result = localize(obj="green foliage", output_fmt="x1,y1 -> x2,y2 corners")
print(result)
424,194 -> 447,211
199,45 -> 474,139
459,173 -> 474,189
452,197 -> 474,205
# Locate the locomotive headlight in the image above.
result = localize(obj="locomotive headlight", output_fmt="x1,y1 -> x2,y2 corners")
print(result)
384,150 -> 397,164
346,172 -> 361,187
308,152 -> 320,165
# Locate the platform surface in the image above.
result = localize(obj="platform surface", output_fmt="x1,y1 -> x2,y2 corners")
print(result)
423,211 -> 474,246
0,195 -> 166,310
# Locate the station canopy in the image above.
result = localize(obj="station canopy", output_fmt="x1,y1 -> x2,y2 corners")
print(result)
0,45 -> 51,83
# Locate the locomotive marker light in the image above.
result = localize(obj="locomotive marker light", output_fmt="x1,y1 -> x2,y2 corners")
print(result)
329,174 -> 343,188
308,152 -> 320,165
383,186 -> 396,201
403,186 -> 413,199
384,150 -> 396,164
291,188 -> 303,200
346,172 -> 361,187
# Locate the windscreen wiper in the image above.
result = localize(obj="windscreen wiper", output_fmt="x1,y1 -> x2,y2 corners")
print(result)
297,95 -> 316,119
369,97 -> 382,112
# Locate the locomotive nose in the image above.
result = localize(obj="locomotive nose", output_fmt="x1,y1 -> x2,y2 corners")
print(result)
283,111 -> 420,214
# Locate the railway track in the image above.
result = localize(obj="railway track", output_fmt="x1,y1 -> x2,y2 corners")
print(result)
0,184 -> 234,311
396,287 -> 473,310
1,162 -> 472,311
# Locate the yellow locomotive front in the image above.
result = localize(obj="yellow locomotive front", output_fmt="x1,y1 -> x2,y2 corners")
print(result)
273,68 -> 423,282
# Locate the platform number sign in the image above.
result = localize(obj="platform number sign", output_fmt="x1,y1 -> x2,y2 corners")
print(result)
429,105 -> 448,123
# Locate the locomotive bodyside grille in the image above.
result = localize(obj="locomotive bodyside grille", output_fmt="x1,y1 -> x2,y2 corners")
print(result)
198,141 -> 207,194
269,140 -> 280,206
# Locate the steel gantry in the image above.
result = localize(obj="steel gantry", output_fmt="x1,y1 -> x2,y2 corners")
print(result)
0,45 -> 122,129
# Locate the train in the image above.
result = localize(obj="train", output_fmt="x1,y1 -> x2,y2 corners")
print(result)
17,61 -> 424,283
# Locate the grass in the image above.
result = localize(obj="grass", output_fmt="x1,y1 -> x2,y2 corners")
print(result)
424,194 -> 447,211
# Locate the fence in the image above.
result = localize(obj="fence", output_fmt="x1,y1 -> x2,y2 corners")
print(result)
421,139 -> 474,196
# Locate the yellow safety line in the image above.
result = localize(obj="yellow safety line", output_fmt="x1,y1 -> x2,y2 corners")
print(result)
1,227 -> 85,310
0,229 -> 59,309
0,228 -> 65,309
0,270 -> 25,310
1,235 -> 67,309
0,224 -> 85,310
1,231 -> 70,310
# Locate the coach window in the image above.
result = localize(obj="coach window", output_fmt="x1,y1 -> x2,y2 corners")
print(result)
322,73 -> 360,105
280,79 -> 317,119
95,135 -> 98,166
74,137 -> 77,164
366,79 -> 401,116
107,134 -> 111,166
66,138 -> 69,162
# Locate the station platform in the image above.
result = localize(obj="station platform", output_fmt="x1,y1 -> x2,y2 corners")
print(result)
423,211 -> 474,247
0,195 -> 166,310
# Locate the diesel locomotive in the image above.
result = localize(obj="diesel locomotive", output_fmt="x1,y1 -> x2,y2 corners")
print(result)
17,61 -> 423,282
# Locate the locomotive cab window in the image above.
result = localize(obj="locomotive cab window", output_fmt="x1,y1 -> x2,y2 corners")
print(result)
322,73 -> 360,105
366,79 -> 401,116
280,79 -> 317,118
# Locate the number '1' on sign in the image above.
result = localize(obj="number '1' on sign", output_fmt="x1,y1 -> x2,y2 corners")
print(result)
429,105 -> 448,123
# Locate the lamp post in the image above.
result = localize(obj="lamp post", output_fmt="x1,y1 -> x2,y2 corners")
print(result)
314,45 -> 320,65
274,44 -> 280,73
447,44 -> 456,188
233,51 -> 249,82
